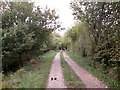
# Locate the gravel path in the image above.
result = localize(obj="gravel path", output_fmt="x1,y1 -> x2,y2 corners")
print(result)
46,52 -> 66,88
63,51 -> 107,88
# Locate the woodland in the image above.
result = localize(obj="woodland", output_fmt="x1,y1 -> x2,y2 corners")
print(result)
1,0 -> 120,88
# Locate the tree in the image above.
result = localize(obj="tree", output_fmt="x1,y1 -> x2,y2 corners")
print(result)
70,0 -> 120,80
1,1 -> 61,73
64,22 -> 90,56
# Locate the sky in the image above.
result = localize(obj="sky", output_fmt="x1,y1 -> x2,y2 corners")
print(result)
32,0 -> 76,36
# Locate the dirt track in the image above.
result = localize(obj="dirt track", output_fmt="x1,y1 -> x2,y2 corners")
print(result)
46,51 -> 107,88
63,52 -> 107,88
46,52 -> 66,88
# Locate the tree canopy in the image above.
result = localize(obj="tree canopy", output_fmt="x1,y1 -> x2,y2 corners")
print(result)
63,0 -> 120,81
1,1 -> 61,73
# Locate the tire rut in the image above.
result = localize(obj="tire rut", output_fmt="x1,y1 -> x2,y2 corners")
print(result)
46,52 -> 66,88
63,52 -> 107,88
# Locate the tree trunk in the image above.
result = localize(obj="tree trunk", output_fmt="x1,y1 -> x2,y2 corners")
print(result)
19,52 -> 23,67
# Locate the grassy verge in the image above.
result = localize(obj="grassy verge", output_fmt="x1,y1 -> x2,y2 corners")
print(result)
2,50 -> 56,88
66,50 -> 120,88
60,51 -> 85,88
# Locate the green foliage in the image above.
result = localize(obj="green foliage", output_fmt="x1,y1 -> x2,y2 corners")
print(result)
71,1 -> 120,63
51,32 -> 62,50
68,24 -> 80,41
2,50 -> 56,88
67,1 -> 120,83
1,1 -> 61,73
64,22 -> 91,56
61,0 -> 120,84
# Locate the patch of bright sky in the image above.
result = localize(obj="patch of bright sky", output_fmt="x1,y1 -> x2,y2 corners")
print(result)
32,0 -> 76,36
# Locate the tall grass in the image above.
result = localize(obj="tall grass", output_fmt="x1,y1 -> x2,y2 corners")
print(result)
2,50 -> 56,88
